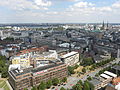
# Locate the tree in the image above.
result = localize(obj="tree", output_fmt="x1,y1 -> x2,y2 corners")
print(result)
81,57 -> 94,66
82,68 -> 86,73
89,82 -> 94,90
62,77 -> 67,83
0,56 -> 8,78
77,80 -> 83,86
31,86 -> 37,90
24,88 -> 28,90
4,37 -> 14,41
38,81 -> 46,90
60,87 -> 66,90
46,80 -> 52,89
87,76 -> 92,81
68,66 -> 75,74
83,81 -> 90,90
72,84 -> 82,90
74,64 -> 79,69
52,78 -> 59,86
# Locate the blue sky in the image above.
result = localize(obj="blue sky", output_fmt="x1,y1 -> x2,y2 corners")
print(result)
0,0 -> 120,23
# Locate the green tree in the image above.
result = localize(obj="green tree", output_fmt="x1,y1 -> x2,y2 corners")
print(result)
31,86 -> 37,90
72,84 -> 82,90
46,80 -> 52,89
60,87 -> 66,90
24,88 -> 28,90
62,77 -> 67,83
68,66 -> 75,74
87,76 -> 92,81
38,81 -> 46,90
89,82 -> 94,90
82,68 -> 86,73
77,80 -> 83,86
0,56 -> 8,78
83,81 -> 90,90
74,64 -> 79,69
52,78 -> 59,86
81,57 -> 94,66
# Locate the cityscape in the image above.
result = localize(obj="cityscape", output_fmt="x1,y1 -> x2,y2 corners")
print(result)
0,0 -> 120,90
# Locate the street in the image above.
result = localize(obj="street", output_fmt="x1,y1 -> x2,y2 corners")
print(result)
52,59 -> 120,90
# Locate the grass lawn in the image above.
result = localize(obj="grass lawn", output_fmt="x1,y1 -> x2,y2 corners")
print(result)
0,79 -> 10,90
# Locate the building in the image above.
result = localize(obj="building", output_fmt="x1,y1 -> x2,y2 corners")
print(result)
90,77 -> 112,90
8,62 -> 68,90
90,71 -> 114,90
31,50 -> 58,67
112,77 -> 120,85
61,51 -> 79,66
89,78 -> 102,90
10,46 -> 48,68
112,65 -> 120,76
104,71 -> 117,78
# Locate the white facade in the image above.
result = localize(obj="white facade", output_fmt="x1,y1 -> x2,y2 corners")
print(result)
61,51 -> 79,66
104,71 -> 117,78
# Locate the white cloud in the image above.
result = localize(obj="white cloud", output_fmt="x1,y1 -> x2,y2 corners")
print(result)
74,2 -> 94,8
35,0 -> 52,7
98,7 -> 112,12
0,0 -> 52,11
0,0 -> 120,23
112,1 -> 120,8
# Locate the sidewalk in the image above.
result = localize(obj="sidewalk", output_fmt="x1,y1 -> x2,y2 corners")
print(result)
6,80 -> 13,90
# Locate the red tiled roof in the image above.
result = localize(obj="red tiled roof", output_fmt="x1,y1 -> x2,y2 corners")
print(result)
112,77 -> 120,85
16,46 -> 48,56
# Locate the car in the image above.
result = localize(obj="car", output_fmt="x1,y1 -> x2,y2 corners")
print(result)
52,87 -> 55,89
61,83 -> 63,85
58,84 -> 60,86
63,83 -> 66,86
63,84 -> 66,86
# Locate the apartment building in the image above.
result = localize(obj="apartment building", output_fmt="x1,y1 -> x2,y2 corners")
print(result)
61,51 -> 79,66
10,46 -> 48,68
8,62 -> 68,90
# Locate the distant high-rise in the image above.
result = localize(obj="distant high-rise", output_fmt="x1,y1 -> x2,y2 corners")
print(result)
106,21 -> 109,30
101,21 -> 105,30
102,21 -> 105,29
117,49 -> 120,60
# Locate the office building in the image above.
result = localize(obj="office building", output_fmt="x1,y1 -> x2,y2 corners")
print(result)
8,62 -> 68,90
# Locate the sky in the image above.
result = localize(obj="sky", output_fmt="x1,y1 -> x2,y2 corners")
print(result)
0,0 -> 120,23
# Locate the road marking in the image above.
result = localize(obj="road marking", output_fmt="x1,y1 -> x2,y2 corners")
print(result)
0,81 -> 4,85
1,81 -> 6,88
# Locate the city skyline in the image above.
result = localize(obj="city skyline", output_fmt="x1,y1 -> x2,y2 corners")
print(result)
0,0 -> 120,23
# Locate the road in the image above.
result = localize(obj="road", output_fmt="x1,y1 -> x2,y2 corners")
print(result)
52,58 -> 120,90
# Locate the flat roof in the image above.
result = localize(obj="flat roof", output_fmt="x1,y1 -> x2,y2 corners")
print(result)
32,62 -> 64,73
104,71 -> 117,78
62,51 -> 78,58
100,74 -> 111,79
112,65 -> 120,71
90,79 -> 101,85
9,62 -> 65,77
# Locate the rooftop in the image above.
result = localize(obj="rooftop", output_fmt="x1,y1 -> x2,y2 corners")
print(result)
104,71 -> 117,78
61,51 -> 78,58
9,62 -> 65,77
100,74 -> 111,79
90,78 -> 101,85
112,65 -> 120,71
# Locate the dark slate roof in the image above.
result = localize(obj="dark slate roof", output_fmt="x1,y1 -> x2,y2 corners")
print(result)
112,65 -> 120,71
